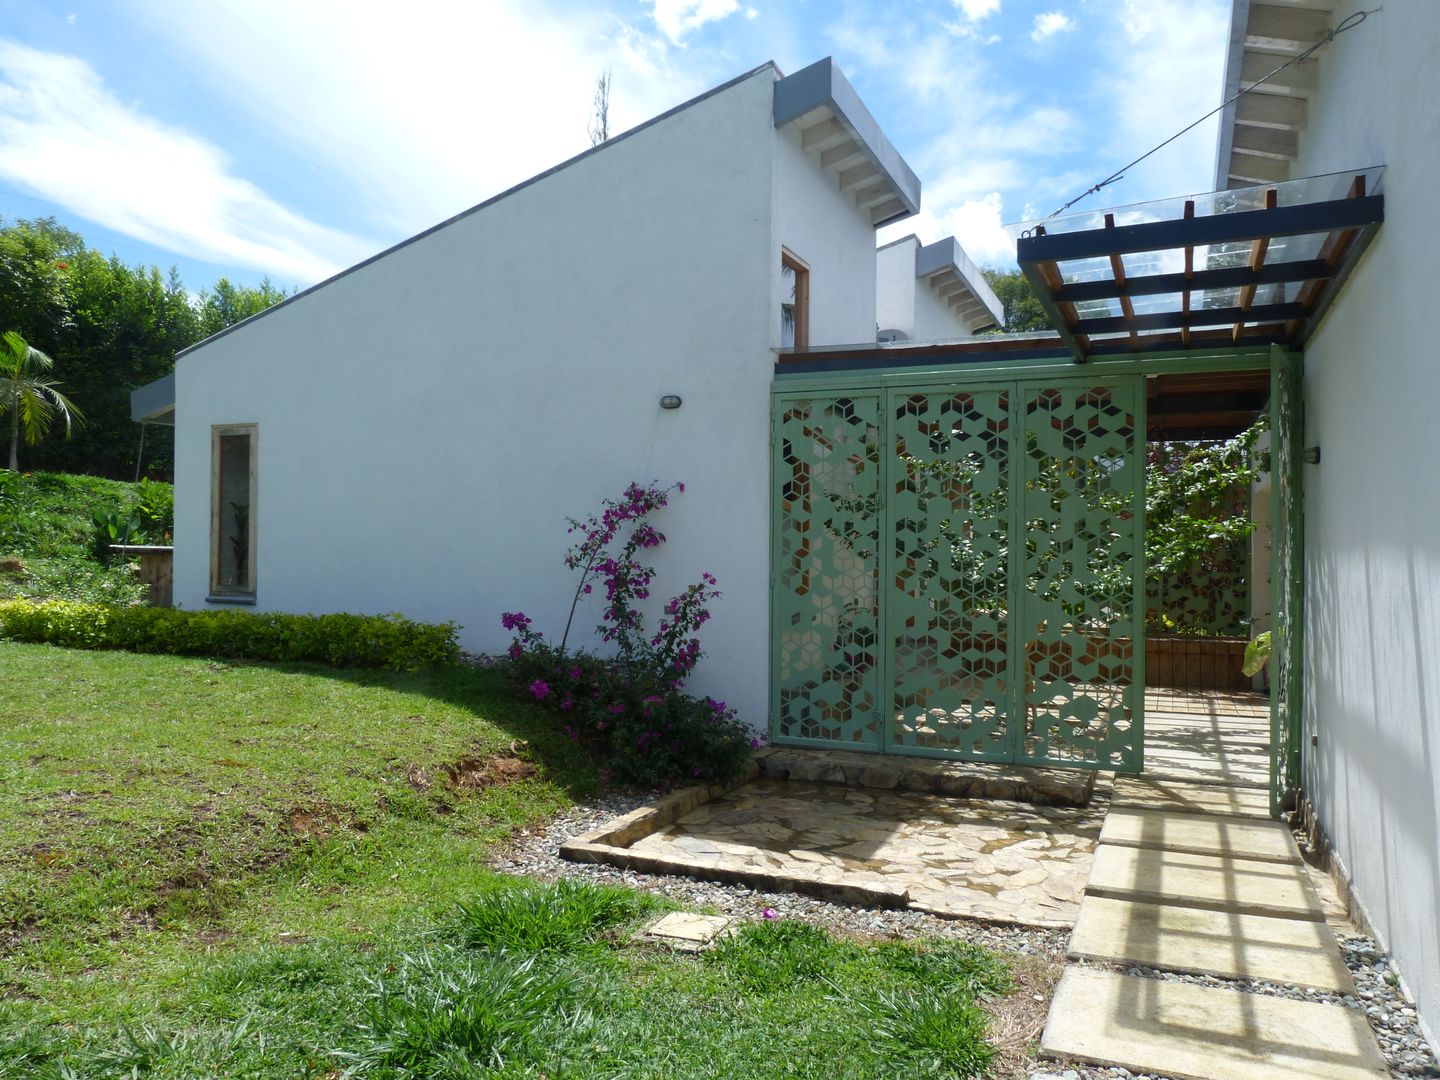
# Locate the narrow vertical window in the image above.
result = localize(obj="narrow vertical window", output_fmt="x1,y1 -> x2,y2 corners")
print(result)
211,425 -> 257,599
781,249 -> 810,349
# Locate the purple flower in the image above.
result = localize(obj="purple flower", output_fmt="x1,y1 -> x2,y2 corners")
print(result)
529,679 -> 550,700
750,738 -> 761,750
761,908 -> 777,920
507,643 -> 523,660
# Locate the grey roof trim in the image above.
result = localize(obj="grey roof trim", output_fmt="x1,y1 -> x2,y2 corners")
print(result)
875,233 -> 921,253
130,372 -> 175,426
773,57 -> 921,228
915,237 -> 1004,331
1213,0 -> 1253,190
174,61 -> 783,362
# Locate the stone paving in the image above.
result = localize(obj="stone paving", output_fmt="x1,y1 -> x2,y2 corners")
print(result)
625,777 -> 1104,927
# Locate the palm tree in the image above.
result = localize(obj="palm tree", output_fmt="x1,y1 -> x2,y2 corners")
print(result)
1,330 -> 83,472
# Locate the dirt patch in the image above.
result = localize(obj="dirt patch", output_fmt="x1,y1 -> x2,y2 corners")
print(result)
444,750 -> 536,791
986,951 -> 1065,1079
0,556 -> 25,575
283,807 -> 349,839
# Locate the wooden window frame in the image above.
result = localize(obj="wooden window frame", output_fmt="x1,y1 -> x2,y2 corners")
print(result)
209,424 -> 258,602
782,248 -> 810,350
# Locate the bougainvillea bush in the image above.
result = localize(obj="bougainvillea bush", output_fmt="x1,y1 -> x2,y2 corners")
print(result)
499,482 -> 757,788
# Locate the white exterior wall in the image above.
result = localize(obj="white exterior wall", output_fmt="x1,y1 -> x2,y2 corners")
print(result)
173,68 -> 799,728
876,238 -> 918,338
1283,1 -> 1440,1045
772,121 -> 879,346
911,275 -> 972,342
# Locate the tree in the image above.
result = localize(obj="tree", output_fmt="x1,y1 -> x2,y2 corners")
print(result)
194,277 -> 292,340
1,330 -> 82,471
980,268 -> 1055,333
588,70 -> 611,147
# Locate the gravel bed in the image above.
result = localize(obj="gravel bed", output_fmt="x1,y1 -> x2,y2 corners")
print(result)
492,791 -> 1438,1079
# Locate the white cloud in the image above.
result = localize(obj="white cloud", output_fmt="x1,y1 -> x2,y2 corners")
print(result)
0,41 -> 372,283
1031,12 -> 1076,41
878,192 -> 1016,270
126,0 -> 713,242
953,0 -> 1000,20
650,0 -> 742,45
1092,0 -> 1230,201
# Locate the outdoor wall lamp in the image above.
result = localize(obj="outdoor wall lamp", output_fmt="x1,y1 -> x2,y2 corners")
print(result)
1303,446 -> 1322,465
659,395 -> 683,410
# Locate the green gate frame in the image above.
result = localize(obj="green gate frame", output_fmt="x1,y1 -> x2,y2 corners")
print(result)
770,346 -> 1298,780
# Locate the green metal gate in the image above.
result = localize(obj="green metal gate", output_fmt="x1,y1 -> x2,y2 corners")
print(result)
772,374 -> 1145,773
1269,346 -> 1305,814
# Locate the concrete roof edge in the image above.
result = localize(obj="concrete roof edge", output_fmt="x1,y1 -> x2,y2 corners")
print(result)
916,237 -> 1005,329
773,57 -> 921,226
130,371 -> 175,425
1214,0 -> 1253,190
172,61 -> 784,363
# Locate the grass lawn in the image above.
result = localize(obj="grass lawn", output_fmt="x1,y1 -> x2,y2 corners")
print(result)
0,643 -> 1024,1078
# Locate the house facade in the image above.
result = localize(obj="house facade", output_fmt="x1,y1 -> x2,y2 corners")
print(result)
1214,0 -> 1440,1046
876,234 -> 1003,342
135,58 -> 966,733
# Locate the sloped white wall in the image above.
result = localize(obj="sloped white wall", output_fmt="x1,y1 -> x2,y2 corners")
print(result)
911,273 -> 973,342
174,68 -> 784,726
1284,0 -> 1440,1046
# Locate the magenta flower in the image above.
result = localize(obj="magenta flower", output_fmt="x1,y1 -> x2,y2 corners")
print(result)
529,679 -> 550,700
761,908 -> 777,920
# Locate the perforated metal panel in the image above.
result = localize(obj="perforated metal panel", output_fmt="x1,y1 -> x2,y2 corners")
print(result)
888,387 -> 1013,760
1017,381 -> 1144,771
772,395 -> 883,748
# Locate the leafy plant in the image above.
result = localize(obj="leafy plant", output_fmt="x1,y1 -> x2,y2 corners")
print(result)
499,482 -> 756,788
1242,630 -> 1273,677
707,919 -> 840,993
334,948 -> 583,1077
0,600 -> 460,671
1,330 -> 83,472
453,879 -> 662,956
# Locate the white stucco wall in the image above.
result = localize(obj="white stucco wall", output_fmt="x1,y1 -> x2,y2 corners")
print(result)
772,120 -> 879,347
1281,0 -> 1440,1045
173,68 -> 795,726
875,237 -> 918,339
911,272 -> 972,342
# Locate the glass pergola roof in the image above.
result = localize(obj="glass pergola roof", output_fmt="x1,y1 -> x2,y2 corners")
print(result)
1012,168 -> 1386,362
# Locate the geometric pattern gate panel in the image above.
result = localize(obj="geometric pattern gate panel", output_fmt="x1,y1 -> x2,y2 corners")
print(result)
772,395 -> 883,749
888,387 -> 1014,760
1017,379 -> 1145,772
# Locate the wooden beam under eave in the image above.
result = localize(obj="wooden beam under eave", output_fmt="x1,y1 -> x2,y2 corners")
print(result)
1233,188 -> 1278,344
837,160 -> 879,191
801,116 -> 848,152
1105,213 -> 1140,350
1033,249 -> 1090,357
1288,174 -> 1366,338
1182,200 -> 1195,348
821,141 -> 867,172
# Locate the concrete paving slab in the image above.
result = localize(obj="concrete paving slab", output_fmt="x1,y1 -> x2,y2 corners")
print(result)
1085,843 -> 1325,921
639,911 -> 734,951
1111,777 -> 1272,819
1100,808 -> 1300,863
1068,896 -> 1356,992
1041,968 -> 1387,1080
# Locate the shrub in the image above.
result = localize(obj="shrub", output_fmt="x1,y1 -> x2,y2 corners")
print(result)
498,482 -> 758,788
0,600 -> 459,671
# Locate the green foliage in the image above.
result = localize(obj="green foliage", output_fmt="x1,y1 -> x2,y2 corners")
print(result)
0,600 -> 460,671
1243,629 -> 1273,677
707,918 -> 840,993
0,217 -> 291,479
1,330 -> 83,472
845,985 -> 997,1077
338,949 -> 583,1077
194,276 -> 293,340
872,939 -> 1013,999
980,268 -> 1055,333
454,879 -> 663,956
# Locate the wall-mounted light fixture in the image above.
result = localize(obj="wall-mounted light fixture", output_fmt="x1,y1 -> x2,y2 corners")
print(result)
659,395 -> 683,410
1303,446 -> 1322,465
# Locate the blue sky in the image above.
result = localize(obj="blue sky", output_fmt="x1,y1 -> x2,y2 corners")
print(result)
0,0 -> 1232,295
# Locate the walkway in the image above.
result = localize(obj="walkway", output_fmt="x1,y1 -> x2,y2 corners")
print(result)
1040,691 -> 1389,1080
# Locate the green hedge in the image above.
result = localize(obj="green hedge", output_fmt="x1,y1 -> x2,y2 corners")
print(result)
0,600 -> 460,671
